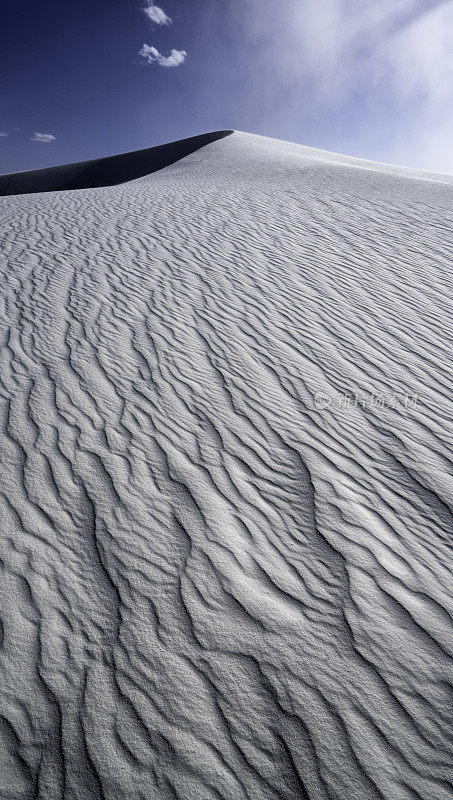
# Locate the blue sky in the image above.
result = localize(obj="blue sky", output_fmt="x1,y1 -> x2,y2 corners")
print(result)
1,0 -> 452,174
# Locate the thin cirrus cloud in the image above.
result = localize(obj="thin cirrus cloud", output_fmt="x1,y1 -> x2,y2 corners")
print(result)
0,131 -> 8,138
143,2 -> 172,26
31,132 -> 56,143
241,0 -> 453,170
139,44 -> 187,67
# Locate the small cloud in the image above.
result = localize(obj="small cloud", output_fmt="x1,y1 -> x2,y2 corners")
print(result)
139,44 -> 186,67
0,131 -> 7,138
139,44 -> 160,63
31,132 -> 56,143
157,49 -> 186,67
143,2 -> 172,25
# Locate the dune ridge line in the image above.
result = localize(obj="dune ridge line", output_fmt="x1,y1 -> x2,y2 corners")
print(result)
0,130 -> 234,196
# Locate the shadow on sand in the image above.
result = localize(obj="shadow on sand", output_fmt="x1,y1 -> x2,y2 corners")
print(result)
0,130 -> 234,196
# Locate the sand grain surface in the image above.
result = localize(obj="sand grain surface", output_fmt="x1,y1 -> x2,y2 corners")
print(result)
0,132 -> 452,799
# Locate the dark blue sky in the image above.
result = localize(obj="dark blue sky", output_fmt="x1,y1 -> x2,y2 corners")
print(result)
1,0 -> 452,174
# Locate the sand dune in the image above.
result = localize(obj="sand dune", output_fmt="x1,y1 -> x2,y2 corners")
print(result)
0,131 -> 452,800
0,130 -> 233,196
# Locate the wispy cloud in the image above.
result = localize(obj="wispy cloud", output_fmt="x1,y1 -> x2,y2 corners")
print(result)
385,2 -> 453,106
243,0 -> 453,106
31,132 -> 56,143
0,131 -> 8,138
143,2 -> 172,26
139,44 -> 187,67
239,0 -> 453,170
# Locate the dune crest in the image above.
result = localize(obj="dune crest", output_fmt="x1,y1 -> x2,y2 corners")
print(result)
0,130 -> 233,196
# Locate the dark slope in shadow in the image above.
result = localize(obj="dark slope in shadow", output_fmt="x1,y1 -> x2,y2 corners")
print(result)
0,130 -> 234,197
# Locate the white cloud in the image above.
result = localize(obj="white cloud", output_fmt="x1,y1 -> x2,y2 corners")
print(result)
31,132 -> 56,143
385,3 -> 453,106
240,0 -> 453,170
0,131 -> 7,138
139,44 -> 160,63
143,3 -> 172,25
139,44 -> 187,67
245,0 -> 453,107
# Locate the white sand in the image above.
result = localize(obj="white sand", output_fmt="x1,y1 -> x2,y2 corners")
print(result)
0,131 -> 452,799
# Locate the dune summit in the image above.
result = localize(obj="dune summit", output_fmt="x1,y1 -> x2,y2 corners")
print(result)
0,131 -> 452,800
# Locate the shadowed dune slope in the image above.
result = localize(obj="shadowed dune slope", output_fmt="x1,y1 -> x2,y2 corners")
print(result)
0,130 -> 233,196
0,131 -> 452,800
